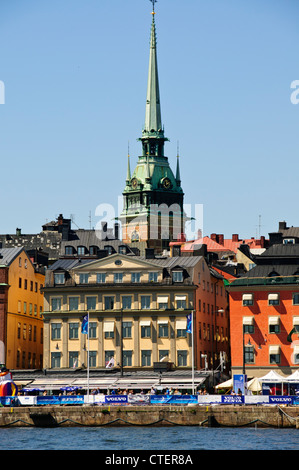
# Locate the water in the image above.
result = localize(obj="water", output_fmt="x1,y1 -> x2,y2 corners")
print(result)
1,426 -> 298,450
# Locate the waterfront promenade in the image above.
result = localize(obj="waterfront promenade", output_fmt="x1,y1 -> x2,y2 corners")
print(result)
1,404 -> 299,429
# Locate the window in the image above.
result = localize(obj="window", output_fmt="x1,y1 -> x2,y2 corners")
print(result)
86,296 -> 97,310
242,294 -> 253,306
159,350 -> 169,361
54,273 -> 65,284
141,350 -> 151,366
29,303 -> 33,315
104,296 -> 114,310
23,302 -> 27,314
131,272 -> 141,283
77,246 -> 86,255
79,273 -> 89,284
269,317 -> 280,334
122,322 -> 132,338
89,351 -> 97,367
293,294 -> 299,305
104,321 -> 115,339
51,352 -> 61,368
270,352 -> 281,364
173,271 -> 183,282
122,350 -> 132,366
18,301 -> 21,313
89,246 -> 98,255
157,296 -> 168,309
89,322 -> 97,339
19,277 -> 22,288
69,351 -> 79,368
114,273 -> 123,283
23,324 -> 27,340
69,322 -> 79,339
175,295 -> 187,309
65,246 -> 73,255
283,238 -> 295,244
51,323 -> 61,340
243,324 -> 254,334
97,273 -> 106,283
177,350 -> 187,366
105,351 -> 115,367
141,324 -> 151,338
24,279 -> 27,290
30,281 -> 33,291
118,246 -> 127,255
149,272 -> 158,282
104,245 -> 113,255
69,297 -> 79,311
244,345 -> 254,364
51,298 -> 61,311
158,322 -> 168,338
141,295 -> 151,309
268,293 -> 279,306
176,319 -> 187,337
122,296 -> 132,309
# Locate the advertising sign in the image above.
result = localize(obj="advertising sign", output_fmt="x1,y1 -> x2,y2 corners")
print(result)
150,395 -> 197,405
269,396 -> 293,405
222,395 -> 244,404
105,395 -> 128,404
233,374 -> 247,395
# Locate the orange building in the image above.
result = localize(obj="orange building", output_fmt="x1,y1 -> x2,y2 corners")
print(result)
194,262 -> 230,375
228,243 -> 299,379
0,247 -> 45,369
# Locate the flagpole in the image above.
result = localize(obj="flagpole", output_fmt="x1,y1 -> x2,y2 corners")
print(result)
87,311 -> 90,402
192,310 -> 195,395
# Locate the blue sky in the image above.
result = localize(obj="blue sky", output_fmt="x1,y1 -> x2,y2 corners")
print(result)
0,0 -> 299,241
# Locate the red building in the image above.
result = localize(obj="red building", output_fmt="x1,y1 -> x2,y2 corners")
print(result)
228,243 -> 299,379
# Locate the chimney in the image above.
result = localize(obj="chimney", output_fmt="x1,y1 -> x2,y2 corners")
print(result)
218,234 -> 224,245
114,223 -> 119,240
16,228 -> 21,236
57,214 -> 64,226
211,233 -> 217,242
145,248 -> 155,259
232,234 -> 239,242
279,221 -> 287,231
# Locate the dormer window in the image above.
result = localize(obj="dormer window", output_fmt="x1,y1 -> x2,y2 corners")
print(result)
173,270 -> 183,282
77,246 -> 86,256
65,246 -> 73,255
54,273 -> 65,285
89,246 -> 98,255
104,245 -> 113,255
118,245 -> 127,255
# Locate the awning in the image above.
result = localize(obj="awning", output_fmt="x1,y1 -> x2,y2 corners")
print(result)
293,317 -> 299,326
176,320 -> 187,329
268,316 -> 280,325
140,320 -> 151,326
268,293 -> 279,300
243,316 -> 254,325
157,296 -> 169,303
242,294 -> 253,301
175,295 -> 187,301
103,321 -> 115,332
269,345 -> 280,354
158,320 -> 168,324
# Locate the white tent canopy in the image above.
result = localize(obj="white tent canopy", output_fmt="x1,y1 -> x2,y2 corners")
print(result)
215,378 -> 233,389
247,377 -> 262,392
286,370 -> 299,382
258,370 -> 287,383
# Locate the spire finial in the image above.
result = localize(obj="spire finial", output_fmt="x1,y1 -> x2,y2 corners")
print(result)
150,0 -> 157,14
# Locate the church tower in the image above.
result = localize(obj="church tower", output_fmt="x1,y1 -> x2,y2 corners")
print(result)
119,3 -> 186,254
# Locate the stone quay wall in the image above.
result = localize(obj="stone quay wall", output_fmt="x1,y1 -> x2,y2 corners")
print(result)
0,405 -> 299,428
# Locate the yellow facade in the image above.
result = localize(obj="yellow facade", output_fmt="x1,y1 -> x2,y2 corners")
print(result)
43,253 -> 197,370
5,249 -> 44,369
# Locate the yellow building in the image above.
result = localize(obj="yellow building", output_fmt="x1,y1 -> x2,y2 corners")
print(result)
42,253 -> 201,371
0,247 -> 45,369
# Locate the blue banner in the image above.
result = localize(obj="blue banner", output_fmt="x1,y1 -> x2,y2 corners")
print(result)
233,374 -> 247,395
269,396 -> 293,405
222,395 -> 244,404
105,395 -> 128,404
150,395 -> 198,405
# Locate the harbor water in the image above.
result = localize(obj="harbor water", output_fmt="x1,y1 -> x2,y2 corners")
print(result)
1,426 -> 298,450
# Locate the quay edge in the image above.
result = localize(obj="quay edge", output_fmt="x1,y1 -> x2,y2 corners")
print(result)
0,405 -> 299,428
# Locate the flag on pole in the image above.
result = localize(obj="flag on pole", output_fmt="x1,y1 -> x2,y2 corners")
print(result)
81,314 -> 89,334
186,313 -> 192,333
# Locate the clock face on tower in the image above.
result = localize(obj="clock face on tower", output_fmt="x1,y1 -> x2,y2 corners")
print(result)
162,177 -> 172,189
131,178 -> 138,189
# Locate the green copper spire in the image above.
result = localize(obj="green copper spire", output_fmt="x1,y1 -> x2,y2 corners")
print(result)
144,9 -> 162,134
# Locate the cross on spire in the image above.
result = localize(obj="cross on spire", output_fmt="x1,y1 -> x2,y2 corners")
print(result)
150,0 -> 157,13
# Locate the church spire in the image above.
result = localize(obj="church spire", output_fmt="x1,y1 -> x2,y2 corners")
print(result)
144,3 -> 162,134
176,142 -> 181,186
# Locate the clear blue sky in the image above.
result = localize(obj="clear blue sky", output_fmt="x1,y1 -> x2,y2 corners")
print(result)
0,0 -> 299,240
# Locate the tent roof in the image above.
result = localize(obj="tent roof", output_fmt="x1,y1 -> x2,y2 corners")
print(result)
258,370 -> 287,382
286,370 -> 299,382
